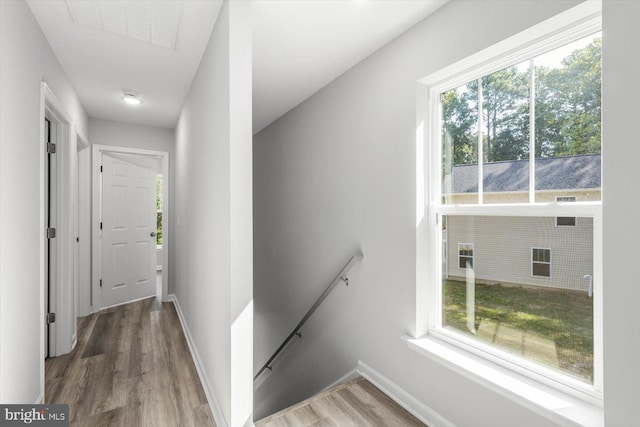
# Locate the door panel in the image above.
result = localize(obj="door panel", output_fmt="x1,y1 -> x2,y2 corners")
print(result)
136,241 -> 150,283
101,153 -> 157,307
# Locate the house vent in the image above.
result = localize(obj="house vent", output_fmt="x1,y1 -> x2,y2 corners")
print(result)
64,0 -> 183,50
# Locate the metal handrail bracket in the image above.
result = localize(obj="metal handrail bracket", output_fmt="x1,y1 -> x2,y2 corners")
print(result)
254,253 -> 364,381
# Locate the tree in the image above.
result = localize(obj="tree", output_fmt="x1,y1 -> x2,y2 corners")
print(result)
442,81 -> 477,166
480,66 -> 530,162
535,38 -> 601,157
441,37 -> 601,163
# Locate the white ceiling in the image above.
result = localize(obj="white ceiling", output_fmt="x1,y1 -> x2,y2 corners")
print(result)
27,0 -> 223,128
27,0 -> 447,131
252,0 -> 448,133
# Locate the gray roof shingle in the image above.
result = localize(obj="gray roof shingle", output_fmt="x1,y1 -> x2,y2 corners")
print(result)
450,153 -> 601,193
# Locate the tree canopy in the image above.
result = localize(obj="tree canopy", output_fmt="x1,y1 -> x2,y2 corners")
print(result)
442,37 -> 601,165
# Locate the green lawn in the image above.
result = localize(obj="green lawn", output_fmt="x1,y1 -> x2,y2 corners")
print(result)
443,280 -> 593,383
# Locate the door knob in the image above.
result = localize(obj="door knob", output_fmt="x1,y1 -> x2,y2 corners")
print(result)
150,231 -> 157,237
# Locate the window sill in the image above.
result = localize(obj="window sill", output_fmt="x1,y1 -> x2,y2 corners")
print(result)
403,335 -> 603,427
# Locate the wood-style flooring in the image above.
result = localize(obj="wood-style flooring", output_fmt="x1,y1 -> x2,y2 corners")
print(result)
45,297 -> 215,427
255,377 -> 426,427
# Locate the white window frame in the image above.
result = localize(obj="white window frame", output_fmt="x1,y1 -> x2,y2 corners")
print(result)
458,243 -> 474,270
415,4 -> 602,406
531,247 -> 552,278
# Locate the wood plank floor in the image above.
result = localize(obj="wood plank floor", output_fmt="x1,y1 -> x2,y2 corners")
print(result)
46,297 -> 215,427
255,377 -> 426,427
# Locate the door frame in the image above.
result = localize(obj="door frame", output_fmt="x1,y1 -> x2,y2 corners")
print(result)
75,134 -> 90,318
40,82 -> 78,397
91,144 -> 170,311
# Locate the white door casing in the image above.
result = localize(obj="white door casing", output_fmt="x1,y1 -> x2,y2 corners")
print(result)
100,153 -> 157,307
40,82 -> 79,400
45,117 -> 57,358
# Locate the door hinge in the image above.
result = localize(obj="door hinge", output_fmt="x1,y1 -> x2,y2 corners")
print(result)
47,142 -> 56,154
46,312 -> 56,324
100,222 -> 103,230
99,279 -> 102,288
47,228 -> 56,239
100,165 -> 103,173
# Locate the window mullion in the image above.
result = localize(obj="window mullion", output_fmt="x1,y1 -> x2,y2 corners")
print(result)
477,78 -> 484,204
435,202 -> 601,218
529,58 -> 536,204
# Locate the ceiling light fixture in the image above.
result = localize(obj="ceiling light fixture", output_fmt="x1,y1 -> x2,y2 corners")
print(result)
121,89 -> 143,105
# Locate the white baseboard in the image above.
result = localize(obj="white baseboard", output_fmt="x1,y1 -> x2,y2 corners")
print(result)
168,294 -> 228,427
35,394 -> 44,404
357,360 -> 455,427
320,368 -> 360,394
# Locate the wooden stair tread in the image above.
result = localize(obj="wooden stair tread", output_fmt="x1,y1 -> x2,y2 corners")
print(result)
255,377 -> 425,427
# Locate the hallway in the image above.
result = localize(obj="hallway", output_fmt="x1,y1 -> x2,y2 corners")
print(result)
45,298 -> 215,427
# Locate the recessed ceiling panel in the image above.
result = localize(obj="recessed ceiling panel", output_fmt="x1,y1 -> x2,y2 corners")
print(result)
151,1 -> 182,49
67,0 -> 102,28
65,0 -> 182,50
96,1 -> 127,35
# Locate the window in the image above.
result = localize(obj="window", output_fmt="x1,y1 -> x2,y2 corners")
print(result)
156,175 -> 163,246
420,22 -> 602,398
556,196 -> 577,226
458,243 -> 474,269
532,248 -> 551,277
556,216 -> 576,226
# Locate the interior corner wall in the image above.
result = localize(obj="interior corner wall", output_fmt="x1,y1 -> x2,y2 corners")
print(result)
174,1 -> 252,425
0,0 -> 88,403
602,1 -> 640,425
87,118 -> 176,294
252,0 -> 594,425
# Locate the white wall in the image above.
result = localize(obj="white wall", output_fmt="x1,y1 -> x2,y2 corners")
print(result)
602,1 -> 640,425
88,118 -> 175,295
89,118 -> 174,153
253,0 -> 600,425
0,0 -> 88,403
174,1 -> 252,426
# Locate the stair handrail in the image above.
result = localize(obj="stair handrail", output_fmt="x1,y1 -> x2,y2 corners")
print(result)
254,252 -> 364,381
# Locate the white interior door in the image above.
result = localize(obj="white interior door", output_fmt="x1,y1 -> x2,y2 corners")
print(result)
101,152 -> 158,308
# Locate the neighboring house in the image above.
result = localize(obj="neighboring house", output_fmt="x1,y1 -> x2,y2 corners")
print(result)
444,153 -> 600,292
